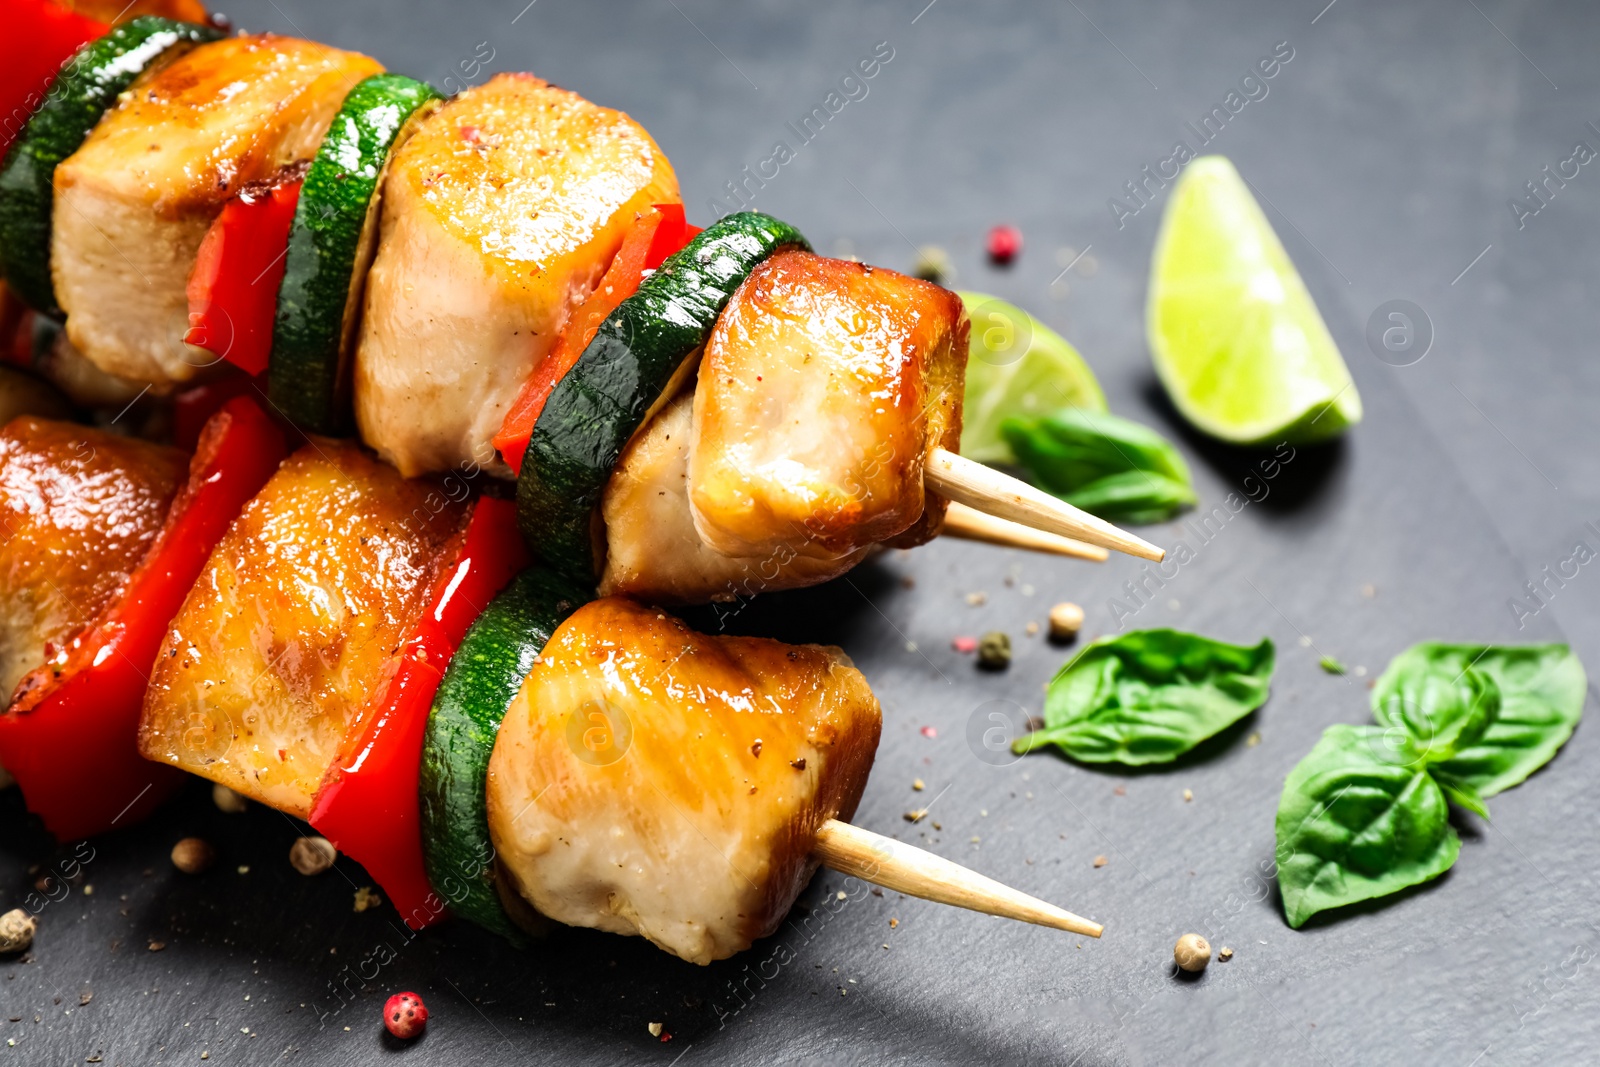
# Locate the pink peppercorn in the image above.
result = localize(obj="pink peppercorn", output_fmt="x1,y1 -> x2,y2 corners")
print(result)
921,726 -> 938,739
952,636 -> 978,653
986,224 -> 1022,265
384,992 -> 428,1040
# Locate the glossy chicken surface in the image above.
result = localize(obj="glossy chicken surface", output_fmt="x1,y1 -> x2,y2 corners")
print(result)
689,251 -> 968,562
53,35 -> 382,387
0,417 -> 182,704
355,73 -> 679,478
487,598 -> 881,965
600,391 -> 868,603
139,442 -> 466,817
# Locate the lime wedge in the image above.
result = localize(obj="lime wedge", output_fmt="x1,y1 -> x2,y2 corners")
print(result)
1148,156 -> 1361,446
958,291 -> 1106,463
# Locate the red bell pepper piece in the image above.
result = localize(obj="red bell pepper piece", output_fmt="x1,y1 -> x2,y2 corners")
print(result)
0,0 -> 107,161
1,284 -> 30,368
309,494 -> 528,930
0,396 -> 287,840
184,177 -> 303,377
171,370 -> 267,451
493,203 -> 695,474
642,203 -> 701,271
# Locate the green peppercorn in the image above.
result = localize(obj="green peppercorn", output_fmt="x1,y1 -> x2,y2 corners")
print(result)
977,631 -> 1011,669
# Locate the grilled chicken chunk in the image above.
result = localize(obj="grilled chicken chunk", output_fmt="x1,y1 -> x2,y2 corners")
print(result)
689,251 -> 968,562
0,417 -> 182,704
138,442 -> 465,816
354,73 -> 680,478
487,598 -> 881,965
53,35 -> 382,388
600,391 -> 869,603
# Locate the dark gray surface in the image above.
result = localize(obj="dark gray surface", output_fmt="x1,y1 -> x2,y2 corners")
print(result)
4,1 -> 1598,1064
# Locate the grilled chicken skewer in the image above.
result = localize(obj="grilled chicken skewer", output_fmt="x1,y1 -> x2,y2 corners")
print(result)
0,0 -> 1117,976
81,434 -> 1096,962
487,596 -> 1100,963
0,420 -> 1105,959
0,416 -> 1100,954
6,31 -> 1153,576
597,250 -> 1140,603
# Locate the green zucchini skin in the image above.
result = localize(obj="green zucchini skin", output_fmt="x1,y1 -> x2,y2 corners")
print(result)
0,17 -> 223,315
419,566 -> 588,941
269,74 -> 442,435
516,210 -> 809,581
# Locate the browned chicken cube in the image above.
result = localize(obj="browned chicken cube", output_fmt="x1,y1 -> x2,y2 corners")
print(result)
138,442 -> 466,816
0,417 -> 182,705
689,251 -> 968,562
600,391 -> 869,603
487,598 -> 881,965
53,35 -> 382,388
355,73 -> 679,478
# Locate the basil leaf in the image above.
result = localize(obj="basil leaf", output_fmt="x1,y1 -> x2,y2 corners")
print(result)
1371,664 -> 1500,764
1275,725 -> 1460,928
1056,470 -> 1197,526
1373,643 -> 1586,796
1428,769 -> 1490,820
1000,408 -> 1197,524
1013,629 -> 1274,765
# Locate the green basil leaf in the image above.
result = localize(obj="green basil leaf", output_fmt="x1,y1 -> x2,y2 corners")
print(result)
1012,629 -> 1274,765
1000,408 -> 1197,524
1056,469 -> 1198,525
1371,664 -> 1500,764
1373,643 -> 1586,796
1275,724 -> 1460,928
1428,769 -> 1490,820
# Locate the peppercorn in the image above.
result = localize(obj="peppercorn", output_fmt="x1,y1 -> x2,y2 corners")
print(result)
0,908 -> 36,954
383,991 -> 427,1039
986,224 -> 1022,265
1048,602 -> 1084,642
170,837 -> 215,875
912,245 -> 950,283
977,631 -> 1011,669
212,783 -> 247,814
289,836 -> 337,876
1174,932 -> 1211,972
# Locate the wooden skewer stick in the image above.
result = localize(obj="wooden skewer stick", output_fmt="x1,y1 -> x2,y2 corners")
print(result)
941,501 -> 1109,562
813,819 -> 1103,938
926,448 -> 1164,563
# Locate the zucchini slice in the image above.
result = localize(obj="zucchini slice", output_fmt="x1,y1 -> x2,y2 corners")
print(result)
516,210 -> 809,581
269,73 -> 442,435
419,566 -> 588,941
0,16 -> 222,315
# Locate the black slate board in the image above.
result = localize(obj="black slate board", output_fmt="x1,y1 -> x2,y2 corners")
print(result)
4,2 -> 1597,1064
